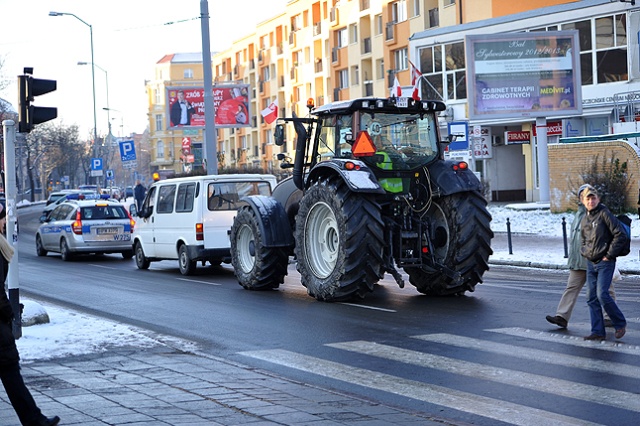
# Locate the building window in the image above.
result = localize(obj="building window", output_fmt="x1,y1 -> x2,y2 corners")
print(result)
411,0 -> 420,18
444,0 -> 455,5
261,66 -> 271,81
594,14 -> 628,83
336,27 -> 348,48
155,114 -> 162,132
339,69 -> 349,89
183,68 -> 193,79
156,140 -> 164,159
375,14 -> 383,35
445,42 -> 466,100
349,24 -> 358,43
562,19 -> 593,85
394,48 -> 408,71
428,8 -> 439,28
352,65 -> 360,85
391,0 -> 407,23
154,88 -> 161,104
377,59 -> 385,79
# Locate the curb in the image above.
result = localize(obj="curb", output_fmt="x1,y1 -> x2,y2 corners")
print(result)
489,259 -> 640,276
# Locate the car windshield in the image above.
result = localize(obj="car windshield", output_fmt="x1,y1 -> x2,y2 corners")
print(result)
81,205 -> 128,220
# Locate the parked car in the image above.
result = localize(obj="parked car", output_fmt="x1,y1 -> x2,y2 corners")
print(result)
40,190 -> 100,222
35,196 -> 135,260
132,174 -> 277,275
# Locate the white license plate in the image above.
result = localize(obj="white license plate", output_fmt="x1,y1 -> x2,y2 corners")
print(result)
396,97 -> 408,108
96,227 -> 119,235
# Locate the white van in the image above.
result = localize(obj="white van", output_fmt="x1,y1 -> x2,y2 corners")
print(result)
132,174 -> 278,275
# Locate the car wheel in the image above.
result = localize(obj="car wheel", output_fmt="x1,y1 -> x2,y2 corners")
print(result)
35,235 -> 47,257
60,239 -> 73,261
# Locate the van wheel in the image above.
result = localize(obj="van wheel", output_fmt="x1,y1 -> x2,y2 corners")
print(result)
60,239 -> 73,261
135,241 -> 150,270
179,245 -> 197,275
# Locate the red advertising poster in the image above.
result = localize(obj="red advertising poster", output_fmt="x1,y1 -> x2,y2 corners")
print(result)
167,87 -> 205,128
166,84 -> 252,129
213,84 -> 251,128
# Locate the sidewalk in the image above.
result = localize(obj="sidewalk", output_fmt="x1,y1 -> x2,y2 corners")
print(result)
1,345 -> 449,426
2,232 -> 636,426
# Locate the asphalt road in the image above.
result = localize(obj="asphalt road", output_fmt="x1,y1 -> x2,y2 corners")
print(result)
16,204 -> 640,425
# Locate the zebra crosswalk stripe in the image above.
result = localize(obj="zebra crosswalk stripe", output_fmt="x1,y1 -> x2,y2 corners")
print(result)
412,333 -> 640,379
328,340 -> 640,413
488,327 -> 640,355
239,348 -> 601,426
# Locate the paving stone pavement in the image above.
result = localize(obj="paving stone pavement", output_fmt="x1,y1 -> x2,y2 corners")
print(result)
0,345 -> 453,426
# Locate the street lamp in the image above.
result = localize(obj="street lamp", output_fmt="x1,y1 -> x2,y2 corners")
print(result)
103,107 -> 124,139
79,62 -> 110,138
49,11 -> 98,181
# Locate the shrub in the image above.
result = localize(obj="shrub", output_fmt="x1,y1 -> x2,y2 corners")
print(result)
573,150 -> 631,214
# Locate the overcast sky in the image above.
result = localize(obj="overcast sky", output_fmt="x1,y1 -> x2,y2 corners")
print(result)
0,0 -> 287,138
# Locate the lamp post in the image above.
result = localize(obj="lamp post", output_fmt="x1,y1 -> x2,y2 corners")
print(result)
103,107 -> 123,138
49,11 -> 98,183
79,61 -> 109,139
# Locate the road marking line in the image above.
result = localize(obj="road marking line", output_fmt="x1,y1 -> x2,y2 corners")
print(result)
175,278 -> 222,286
412,333 -> 640,379
339,303 -> 396,312
328,340 -> 640,413
487,328 -> 640,354
239,348 -> 601,426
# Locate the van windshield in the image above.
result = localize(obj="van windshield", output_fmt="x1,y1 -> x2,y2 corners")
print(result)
208,181 -> 272,211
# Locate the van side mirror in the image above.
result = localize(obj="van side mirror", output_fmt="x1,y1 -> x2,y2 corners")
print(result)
274,124 -> 285,146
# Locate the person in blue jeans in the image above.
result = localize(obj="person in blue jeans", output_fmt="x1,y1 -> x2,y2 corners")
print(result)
580,185 -> 627,341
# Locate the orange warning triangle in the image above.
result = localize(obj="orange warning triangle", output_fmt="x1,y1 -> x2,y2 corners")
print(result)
352,131 -> 377,157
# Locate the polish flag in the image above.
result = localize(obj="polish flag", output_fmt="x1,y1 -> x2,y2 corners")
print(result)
409,60 -> 422,100
391,76 -> 402,97
261,101 -> 278,124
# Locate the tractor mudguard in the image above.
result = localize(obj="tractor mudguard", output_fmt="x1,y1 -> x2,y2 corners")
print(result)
427,160 -> 483,196
306,160 -> 386,194
241,195 -> 294,247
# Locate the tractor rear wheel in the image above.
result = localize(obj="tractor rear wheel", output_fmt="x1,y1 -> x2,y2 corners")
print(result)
295,176 -> 384,302
231,206 -> 288,290
406,191 -> 493,296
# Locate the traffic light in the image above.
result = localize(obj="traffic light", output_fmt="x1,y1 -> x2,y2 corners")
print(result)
18,68 -> 57,133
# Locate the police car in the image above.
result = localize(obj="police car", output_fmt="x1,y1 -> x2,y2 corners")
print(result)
35,194 -> 135,261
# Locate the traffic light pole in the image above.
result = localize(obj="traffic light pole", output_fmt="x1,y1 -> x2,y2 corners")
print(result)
2,120 -> 22,339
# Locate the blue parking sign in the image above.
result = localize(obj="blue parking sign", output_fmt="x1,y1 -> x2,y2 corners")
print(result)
119,140 -> 137,162
91,158 -> 103,170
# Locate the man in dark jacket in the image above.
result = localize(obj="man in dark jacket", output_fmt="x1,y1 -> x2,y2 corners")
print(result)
134,180 -> 146,212
580,185 -> 627,341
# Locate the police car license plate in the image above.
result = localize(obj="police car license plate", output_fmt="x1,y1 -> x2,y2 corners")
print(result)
97,227 -> 119,235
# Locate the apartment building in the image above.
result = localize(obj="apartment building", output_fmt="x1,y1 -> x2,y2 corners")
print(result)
146,0 -> 583,178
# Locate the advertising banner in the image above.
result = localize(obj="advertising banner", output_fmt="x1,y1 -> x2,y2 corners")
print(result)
166,84 -> 251,129
466,31 -> 582,120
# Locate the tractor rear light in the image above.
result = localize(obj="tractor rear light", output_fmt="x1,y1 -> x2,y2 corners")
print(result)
422,246 -> 429,253
72,209 -> 82,235
452,161 -> 468,171
195,223 -> 204,241
344,161 -> 361,171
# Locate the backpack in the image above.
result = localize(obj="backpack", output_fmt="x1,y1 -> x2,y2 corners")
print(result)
616,214 -> 631,256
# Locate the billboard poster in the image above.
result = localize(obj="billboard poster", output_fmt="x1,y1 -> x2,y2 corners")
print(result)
466,31 -> 582,120
166,84 -> 251,129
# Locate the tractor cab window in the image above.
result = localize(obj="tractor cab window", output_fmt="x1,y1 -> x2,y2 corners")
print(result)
318,114 -> 353,161
359,112 -> 439,170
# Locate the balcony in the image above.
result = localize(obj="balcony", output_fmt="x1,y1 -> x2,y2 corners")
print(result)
289,31 -> 296,46
331,47 -> 339,64
364,81 -> 373,97
250,59 -> 255,70
313,21 -> 322,36
333,88 -> 341,102
315,59 -> 323,73
277,43 -> 283,55
360,0 -> 370,11
385,22 -> 396,41
362,37 -> 371,55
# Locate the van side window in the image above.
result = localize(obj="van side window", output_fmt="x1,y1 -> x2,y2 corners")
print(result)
208,183 -> 239,211
176,183 -> 196,213
157,185 -> 176,214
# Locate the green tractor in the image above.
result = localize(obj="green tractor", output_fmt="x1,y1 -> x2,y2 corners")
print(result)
230,97 -> 493,302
